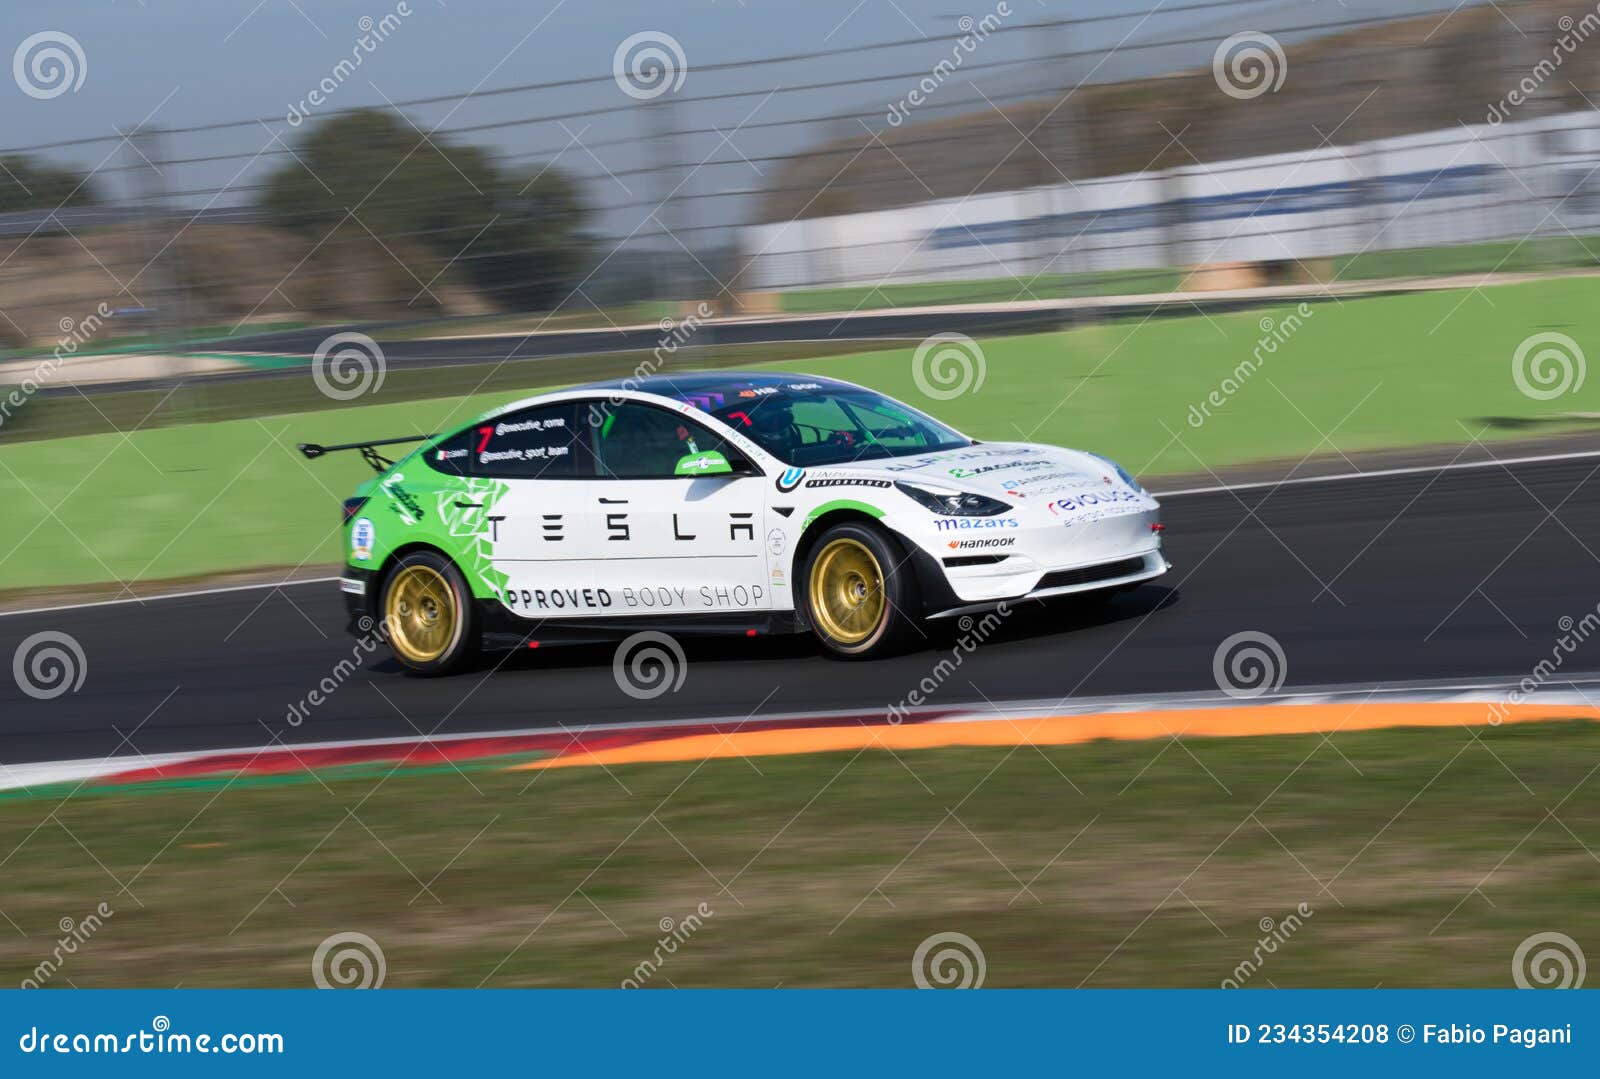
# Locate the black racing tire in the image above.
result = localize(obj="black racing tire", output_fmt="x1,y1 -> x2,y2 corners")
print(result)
378,550 -> 481,676
801,521 -> 922,659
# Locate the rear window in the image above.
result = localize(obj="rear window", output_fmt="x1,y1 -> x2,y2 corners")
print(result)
427,404 -> 590,479
472,403 -> 585,479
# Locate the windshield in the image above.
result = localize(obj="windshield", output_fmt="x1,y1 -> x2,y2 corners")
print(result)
706,384 -> 970,467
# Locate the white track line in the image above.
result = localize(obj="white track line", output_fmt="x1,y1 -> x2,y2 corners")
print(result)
1152,448 -> 1600,498
5,447 -> 1597,618
0,577 -> 339,619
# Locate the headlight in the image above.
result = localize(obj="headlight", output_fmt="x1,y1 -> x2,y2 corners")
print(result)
895,481 -> 1010,516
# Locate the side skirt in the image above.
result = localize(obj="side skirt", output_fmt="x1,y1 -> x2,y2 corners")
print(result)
477,602 -> 808,651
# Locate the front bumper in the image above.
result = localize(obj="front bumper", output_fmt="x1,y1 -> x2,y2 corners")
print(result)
925,548 -> 1169,620
906,502 -> 1169,618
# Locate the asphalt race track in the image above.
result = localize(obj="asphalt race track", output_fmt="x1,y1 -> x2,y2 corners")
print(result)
4,455 -> 1599,766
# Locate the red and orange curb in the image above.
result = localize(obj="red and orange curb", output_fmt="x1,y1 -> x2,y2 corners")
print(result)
4,696 -> 1594,800
509,701 -> 1600,773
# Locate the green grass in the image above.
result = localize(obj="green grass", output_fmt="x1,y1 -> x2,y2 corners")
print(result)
775,235 -> 1600,314
0,724 -> 1594,987
779,268 -> 1186,313
0,278 -> 1593,592
1335,235 -> 1600,281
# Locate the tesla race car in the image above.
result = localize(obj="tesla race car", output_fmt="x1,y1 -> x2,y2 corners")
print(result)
303,372 -> 1169,674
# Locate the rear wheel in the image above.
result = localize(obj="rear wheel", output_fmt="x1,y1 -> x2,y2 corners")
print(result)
802,522 -> 921,658
380,551 -> 479,675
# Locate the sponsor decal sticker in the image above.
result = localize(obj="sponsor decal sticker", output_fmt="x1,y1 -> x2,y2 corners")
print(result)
351,517 -> 375,561
1047,490 -> 1141,516
948,459 -> 1051,479
767,528 -> 787,556
803,477 -> 892,489
932,516 -> 1019,531
503,583 -> 768,614
379,473 -> 425,524
947,537 -> 1016,550
776,466 -> 805,493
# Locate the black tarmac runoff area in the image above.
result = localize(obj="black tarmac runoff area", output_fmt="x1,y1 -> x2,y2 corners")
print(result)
4,454 -> 1600,765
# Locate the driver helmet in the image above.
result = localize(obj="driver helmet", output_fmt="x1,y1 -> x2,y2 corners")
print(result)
747,397 -> 794,437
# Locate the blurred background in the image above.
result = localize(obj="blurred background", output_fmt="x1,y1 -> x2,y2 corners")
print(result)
1,0 -> 1597,440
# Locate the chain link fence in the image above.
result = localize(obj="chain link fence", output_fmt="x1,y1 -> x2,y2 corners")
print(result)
1,0 -> 1597,403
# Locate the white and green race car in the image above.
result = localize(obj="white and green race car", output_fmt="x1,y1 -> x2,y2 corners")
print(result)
304,372 -> 1168,674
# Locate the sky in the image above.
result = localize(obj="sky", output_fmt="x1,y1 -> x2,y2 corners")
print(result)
0,0 -> 1487,237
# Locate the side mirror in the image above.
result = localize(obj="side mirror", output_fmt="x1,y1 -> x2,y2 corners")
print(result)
674,450 -> 734,476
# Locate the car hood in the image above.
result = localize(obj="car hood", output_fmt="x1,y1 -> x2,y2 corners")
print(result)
830,441 -> 1151,504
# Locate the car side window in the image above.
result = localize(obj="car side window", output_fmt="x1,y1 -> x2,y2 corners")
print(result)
472,403 -> 587,479
588,400 -> 742,479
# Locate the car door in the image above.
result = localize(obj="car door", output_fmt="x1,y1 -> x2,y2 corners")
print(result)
583,399 -> 771,618
466,400 -> 606,620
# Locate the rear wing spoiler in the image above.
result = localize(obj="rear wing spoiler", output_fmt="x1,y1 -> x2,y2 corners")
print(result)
297,434 -> 435,473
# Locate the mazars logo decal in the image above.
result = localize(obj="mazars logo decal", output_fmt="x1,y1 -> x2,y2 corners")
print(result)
933,517 -> 1019,531
776,466 -> 805,493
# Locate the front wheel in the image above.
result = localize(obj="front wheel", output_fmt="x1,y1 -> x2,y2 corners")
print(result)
380,551 -> 480,675
802,522 -> 921,658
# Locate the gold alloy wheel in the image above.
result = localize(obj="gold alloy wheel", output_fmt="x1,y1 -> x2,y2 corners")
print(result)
808,537 -> 887,645
385,564 -> 458,663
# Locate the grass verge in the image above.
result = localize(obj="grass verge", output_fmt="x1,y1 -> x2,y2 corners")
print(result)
0,724 -> 1594,987
775,235 -> 1600,314
0,278 -> 1592,591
